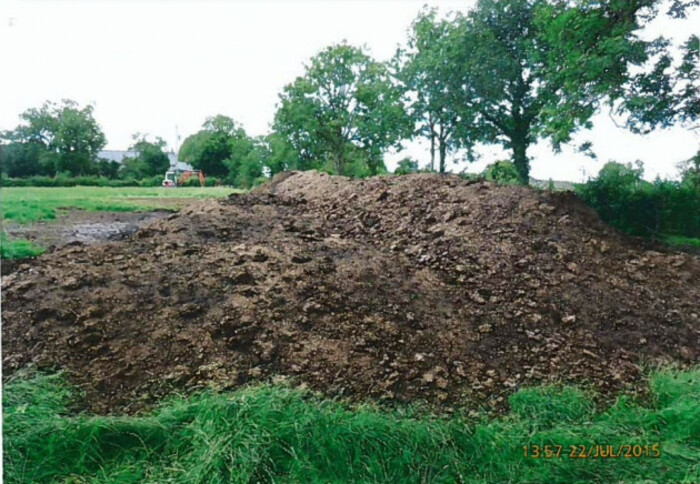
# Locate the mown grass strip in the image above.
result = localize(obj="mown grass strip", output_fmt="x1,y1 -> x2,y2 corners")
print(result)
3,368 -> 699,483
1,186 -> 239,224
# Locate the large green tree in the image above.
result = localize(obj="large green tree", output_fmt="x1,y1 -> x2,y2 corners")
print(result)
397,9 -> 463,173
256,133 -> 298,176
274,43 -> 410,176
0,141 -> 45,177
224,131 -> 258,186
3,100 -> 106,176
179,115 -> 242,177
179,115 -> 260,184
121,134 -> 170,178
443,0 -> 687,185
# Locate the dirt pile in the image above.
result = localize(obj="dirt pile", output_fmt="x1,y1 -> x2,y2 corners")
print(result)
3,172 -> 699,413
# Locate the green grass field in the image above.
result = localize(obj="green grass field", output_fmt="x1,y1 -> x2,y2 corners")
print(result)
4,368 -> 699,483
1,186 -> 238,258
1,186 -> 238,224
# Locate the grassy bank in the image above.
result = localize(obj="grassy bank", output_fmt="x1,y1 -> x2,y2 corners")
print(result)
4,368 -> 699,483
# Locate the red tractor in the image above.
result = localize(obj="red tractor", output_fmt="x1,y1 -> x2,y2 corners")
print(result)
162,169 -> 206,187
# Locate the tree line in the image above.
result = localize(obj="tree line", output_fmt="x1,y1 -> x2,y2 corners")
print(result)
1,0 -> 698,187
0,100 -> 173,184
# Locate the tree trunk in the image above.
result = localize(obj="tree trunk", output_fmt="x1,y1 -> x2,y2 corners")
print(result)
511,135 -> 529,185
510,78 -> 531,185
335,150 -> 345,176
439,141 -> 446,174
367,160 -> 377,176
438,124 -> 446,174
429,124 -> 436,172
367,151 -> 379,176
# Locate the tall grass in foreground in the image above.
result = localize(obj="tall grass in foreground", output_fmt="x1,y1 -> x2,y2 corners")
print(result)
4,369 -> 700,483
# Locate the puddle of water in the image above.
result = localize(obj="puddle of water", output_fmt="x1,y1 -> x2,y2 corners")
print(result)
72,222 -> 139,243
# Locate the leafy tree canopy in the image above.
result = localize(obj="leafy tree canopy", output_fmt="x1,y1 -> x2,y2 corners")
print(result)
179,115 -> 252,179
435,0 -> 695,185
178,115 -> 264,186
256,133 -> 298,176
2,99 -> 106,176
123,133 -> 170,178
624,33 -> 699,132
0,142 -> 45,178
274,43 -> 410,176
396,8 -> 463,173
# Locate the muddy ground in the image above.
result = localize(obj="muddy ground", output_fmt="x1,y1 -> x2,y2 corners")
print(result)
2,210 -> 172,275
4,209 -> 173,248
2,172 -> 699,414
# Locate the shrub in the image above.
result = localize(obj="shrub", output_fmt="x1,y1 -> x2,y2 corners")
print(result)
576,162 -> 700,239
482,161 -> 520,184
394,157 -> 420,175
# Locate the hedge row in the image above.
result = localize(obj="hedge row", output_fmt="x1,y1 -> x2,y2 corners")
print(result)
575,168 -> 700,239
1,174 -> 227,188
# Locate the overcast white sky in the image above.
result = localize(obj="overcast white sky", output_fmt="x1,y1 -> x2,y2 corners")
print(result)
0,0 -> 698,181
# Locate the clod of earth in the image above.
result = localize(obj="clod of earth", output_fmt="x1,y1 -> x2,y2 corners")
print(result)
2,172 -> 699,414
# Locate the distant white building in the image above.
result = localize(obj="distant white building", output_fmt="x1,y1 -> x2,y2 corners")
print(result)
97,150 -> 193,172
167,153 -> 194,172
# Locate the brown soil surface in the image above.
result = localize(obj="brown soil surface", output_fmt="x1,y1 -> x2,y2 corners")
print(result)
3,172 -> 699,414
